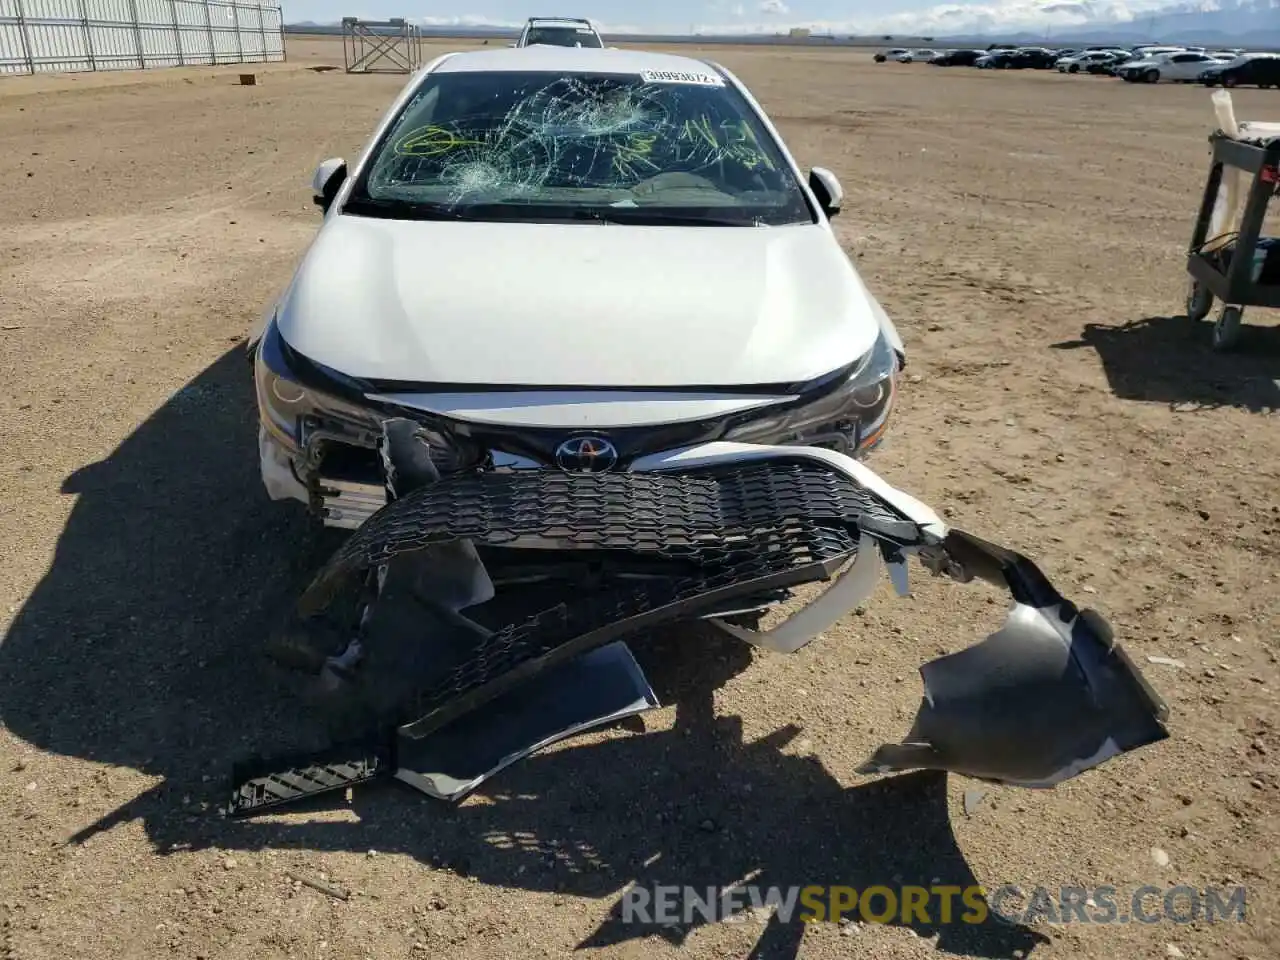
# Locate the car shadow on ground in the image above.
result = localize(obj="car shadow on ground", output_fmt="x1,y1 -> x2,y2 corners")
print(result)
1051,314 -> 1280,413
0,347 -> 1044,959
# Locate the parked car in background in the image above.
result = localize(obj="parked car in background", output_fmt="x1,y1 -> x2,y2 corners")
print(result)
977,50 -> 1025,69
930,48 -> 985,66
1086,51 -> 1137,74
896,48 -> 939,63
1016,48 -> 1061,69
1199,53 -> 1280,88
873,48 -> 908,62
1119,51 -> 1225,83
1057,50 -> 1121,73
515,17 -> 603,48
1129,45 -> 1187,59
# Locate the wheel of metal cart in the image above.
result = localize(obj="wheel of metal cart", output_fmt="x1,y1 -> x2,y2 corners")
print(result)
1185,279 -> 1213,322
1211,305 -> 1244,352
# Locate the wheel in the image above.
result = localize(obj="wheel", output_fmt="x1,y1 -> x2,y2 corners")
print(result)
1211,306 -> 1243,352
1068,64 -> 1079,73
1224,75 -> 1238,88
1186,280 -> 1213,322
1145,69 -> 1160,83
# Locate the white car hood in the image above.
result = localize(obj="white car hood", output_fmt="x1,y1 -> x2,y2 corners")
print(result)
276,213 -> 881,388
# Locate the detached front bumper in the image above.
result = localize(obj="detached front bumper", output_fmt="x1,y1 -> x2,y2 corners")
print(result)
231,439 -> 1169,816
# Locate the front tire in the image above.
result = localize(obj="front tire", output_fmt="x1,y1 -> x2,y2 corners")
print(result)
1144,69 -> 1160,83
1212,306 -> 1243,352
1186,280 -> 1213,323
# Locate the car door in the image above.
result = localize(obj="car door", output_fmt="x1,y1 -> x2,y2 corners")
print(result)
1166,53 -> 1205,80
1260,57 -> 1280,86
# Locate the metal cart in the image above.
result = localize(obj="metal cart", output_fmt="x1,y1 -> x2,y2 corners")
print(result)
1186,134 -> 1280,351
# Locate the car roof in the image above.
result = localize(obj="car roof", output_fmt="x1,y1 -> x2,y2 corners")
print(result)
526,17 -> 596,28
434,46 -> 718,77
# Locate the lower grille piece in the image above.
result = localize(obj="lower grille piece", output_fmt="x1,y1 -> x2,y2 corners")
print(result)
228,739 -> 394,817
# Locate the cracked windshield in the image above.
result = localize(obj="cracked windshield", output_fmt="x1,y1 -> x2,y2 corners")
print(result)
356,69 -> 814,225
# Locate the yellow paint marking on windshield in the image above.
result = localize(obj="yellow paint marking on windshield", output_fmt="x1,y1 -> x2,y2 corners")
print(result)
720,119 -> 775,170
668,116 -> 776,171
395,125 -> 485,157
679,115 -> 721,151
609,133 -> 659,179
611,143 -> 660,178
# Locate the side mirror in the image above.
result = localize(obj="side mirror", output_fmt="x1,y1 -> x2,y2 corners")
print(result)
311,157 -> 347,213
808,167 -> 843,219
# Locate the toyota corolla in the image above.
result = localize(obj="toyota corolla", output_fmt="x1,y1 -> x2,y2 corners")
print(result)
236,46 -> 1168,816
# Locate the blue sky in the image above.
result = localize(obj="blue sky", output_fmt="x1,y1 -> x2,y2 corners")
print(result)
283,0 -> 1193,36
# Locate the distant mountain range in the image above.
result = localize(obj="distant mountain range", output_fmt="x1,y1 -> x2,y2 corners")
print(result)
286,0 -> 1280,49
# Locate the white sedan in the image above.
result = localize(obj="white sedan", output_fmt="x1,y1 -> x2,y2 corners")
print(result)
1119,51 -> 1224,83
244,45 -> 1170,798
1055,51 -> 1123,72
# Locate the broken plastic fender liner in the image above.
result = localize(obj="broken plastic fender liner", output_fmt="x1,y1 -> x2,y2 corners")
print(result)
858,536 -> 1170,788
711,532 -> 883,654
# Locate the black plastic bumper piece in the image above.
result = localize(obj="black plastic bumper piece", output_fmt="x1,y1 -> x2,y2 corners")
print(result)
859,530 -> 1170,787
228,739 -> 394,818
232,461 -> 888,815
299,461 -> 884,738
397,540 -> 851,740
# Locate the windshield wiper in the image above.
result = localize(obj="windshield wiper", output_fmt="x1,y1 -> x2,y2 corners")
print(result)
344,196 -> 767,227
570,208 -> 762,227
341,196 -> 481,221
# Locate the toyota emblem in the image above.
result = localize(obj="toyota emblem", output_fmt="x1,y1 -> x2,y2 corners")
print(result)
554,436 -> 619,473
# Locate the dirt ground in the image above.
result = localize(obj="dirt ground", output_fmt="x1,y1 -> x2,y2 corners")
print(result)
1,37 -> 1278,960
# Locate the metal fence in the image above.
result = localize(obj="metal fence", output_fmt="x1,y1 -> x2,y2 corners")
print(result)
0,0 -> 284,75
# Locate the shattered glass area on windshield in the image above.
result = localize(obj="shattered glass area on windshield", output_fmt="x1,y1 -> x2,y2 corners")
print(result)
361,70 -> 812,224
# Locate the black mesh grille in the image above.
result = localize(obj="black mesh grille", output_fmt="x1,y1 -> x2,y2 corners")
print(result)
297,459 -> 900,617
397,524 -> 855,739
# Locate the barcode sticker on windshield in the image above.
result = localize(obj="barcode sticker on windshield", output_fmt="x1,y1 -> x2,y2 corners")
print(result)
640,69 -> 725,86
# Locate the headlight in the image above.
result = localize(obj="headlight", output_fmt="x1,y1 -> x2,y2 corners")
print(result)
254,315 -> 482,473
723,330 -> 899,456
254,315 -> 383,455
